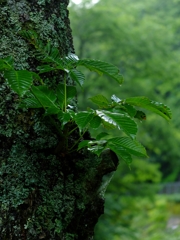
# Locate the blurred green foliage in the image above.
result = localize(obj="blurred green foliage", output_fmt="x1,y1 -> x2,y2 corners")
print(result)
69,0 -> 180,239
69,0 -> 180,181
94,160 -> 180,239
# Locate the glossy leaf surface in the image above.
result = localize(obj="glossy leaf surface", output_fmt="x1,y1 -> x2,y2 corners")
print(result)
96,110 -> 137,137
107,137 -> 147,158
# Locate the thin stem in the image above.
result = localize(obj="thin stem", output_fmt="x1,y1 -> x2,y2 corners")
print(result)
68,148 -> 77,154
67,125 -> 78,136
68,128 -> 87,151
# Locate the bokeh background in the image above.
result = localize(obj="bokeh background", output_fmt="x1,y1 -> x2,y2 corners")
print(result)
69,0 -> 180,239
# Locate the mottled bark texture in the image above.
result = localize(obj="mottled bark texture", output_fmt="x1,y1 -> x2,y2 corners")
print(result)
0,1 -> 118,239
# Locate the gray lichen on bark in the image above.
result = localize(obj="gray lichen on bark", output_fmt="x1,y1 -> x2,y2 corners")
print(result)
0,1 -> 119,239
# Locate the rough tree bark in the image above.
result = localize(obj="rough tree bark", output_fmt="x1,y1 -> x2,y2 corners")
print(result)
0,1 -> 118,239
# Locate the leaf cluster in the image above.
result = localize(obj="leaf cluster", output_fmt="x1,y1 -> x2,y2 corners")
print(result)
0,31 -> 171,166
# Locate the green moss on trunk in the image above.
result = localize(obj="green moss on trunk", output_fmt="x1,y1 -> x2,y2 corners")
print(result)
0,1 -> 118,239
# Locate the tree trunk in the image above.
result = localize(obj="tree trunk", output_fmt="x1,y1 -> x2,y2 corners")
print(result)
0,1 -> 118,239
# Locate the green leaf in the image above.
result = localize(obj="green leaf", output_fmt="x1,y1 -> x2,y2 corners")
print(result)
87,140 -> 107,156
56,83 -> 77,109
96,132 -> 109,140
4,70 -> 33,97
30,39 -> 64,68
44,43 -> 60,62
57,84 -> 77,100
67,109 -> 75,119
57,111 -> 71,127
102,120 -> 116,130
89,94 -> 109,108
19,30 -> 38,41
125,96 -> 172,121
107,143 -> 132,165
66,85 -> 77,99
90,116 -> 101,129
78,140 -> 90,150
111,94 -> 121,103
69,69 -> 85,87
31,85 -> 57,108
20,92 -> 42,108
111,108 -> 128,115
87,145 -> 105,156
107,137 -> 147,157
56,84 -> 64,106
37,65 -> 57,74
96,110 -> 137,138
0,56 -> 14,70
31,72 -> 43,83
134,110 -> 146,120
64,53 -> 79,67
77,59 -> 123,84
44,107 -> 60,116
122,104 -> 137,118
39,42 -> 63,66
74,111 -> 94,131
81,143 -> 107,158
